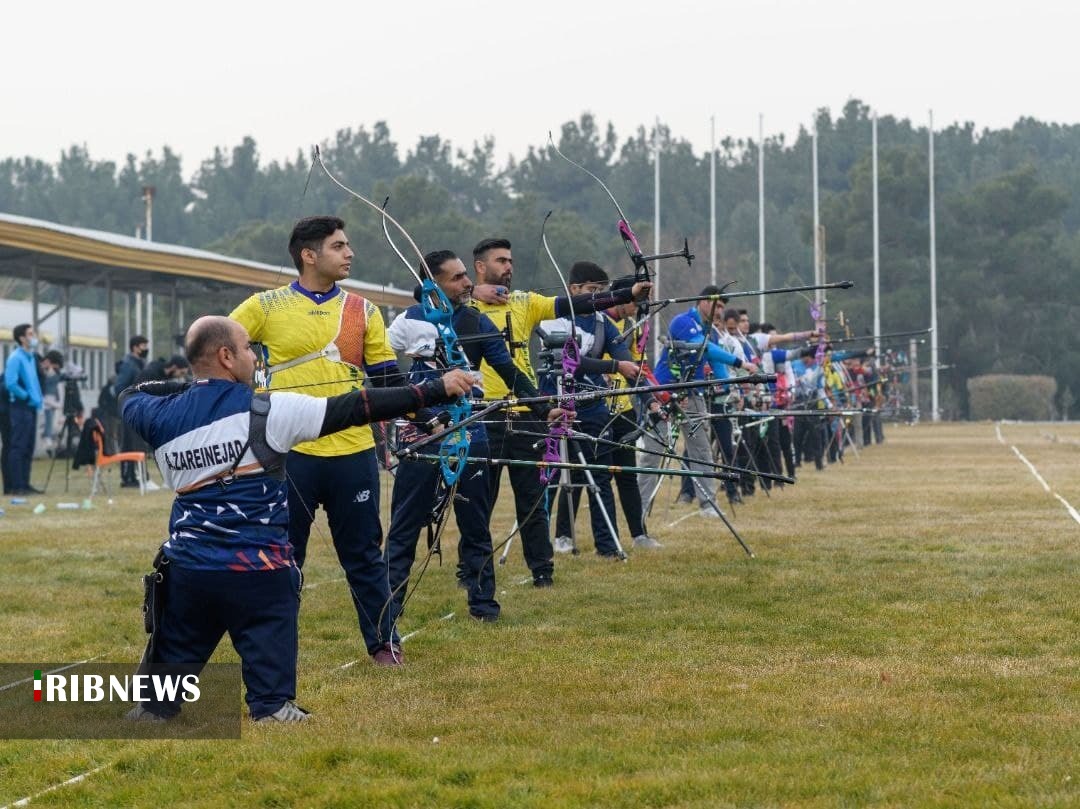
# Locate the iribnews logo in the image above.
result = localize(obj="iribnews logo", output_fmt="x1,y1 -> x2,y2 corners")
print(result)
32,669 -> 201,703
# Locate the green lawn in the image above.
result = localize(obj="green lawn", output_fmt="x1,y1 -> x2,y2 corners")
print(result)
0,422 -> 1077,808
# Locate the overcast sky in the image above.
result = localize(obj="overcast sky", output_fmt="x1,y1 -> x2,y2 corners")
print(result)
3,0 -> 1077,178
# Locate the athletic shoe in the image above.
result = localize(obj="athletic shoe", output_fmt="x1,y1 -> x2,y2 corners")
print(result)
533,575 -> 554,588
632,534 -> 663,549
372,643 -> 405,667
553,536 -> 575,554
698,507 -> 722,519
124,703 -> 170,722
254,700 -> 311,723
469,612 -> 499,623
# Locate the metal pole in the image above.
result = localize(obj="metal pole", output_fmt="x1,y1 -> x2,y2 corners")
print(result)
105,273 -> 114,360
928,110 -> 940,421
63,285 -> 71,351
872,112 -> 881,359
653,117 -> 662,364
147,293 -> 154,359
709,115 -> 716,287
758,113 -> 766,321
812,121 -> 821,306
909,337 -> 919,417
31,264 -> 39,332
143,187 -> 155,358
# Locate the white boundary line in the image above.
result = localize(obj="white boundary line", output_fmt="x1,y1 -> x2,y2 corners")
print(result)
0,656 -> 105,693
0,764 -> 111,809
339,610 -> 457,670
998,422 -> 1080,526
302,576 -> 346,591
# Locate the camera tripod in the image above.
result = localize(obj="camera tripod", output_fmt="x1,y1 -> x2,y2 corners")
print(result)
42,410 -> 80,494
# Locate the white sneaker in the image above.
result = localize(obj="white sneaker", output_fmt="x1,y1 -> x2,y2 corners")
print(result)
553,536 -> 575,554
698,507 -> 723,519
632,535 -> 663,549
254,700 -> 311,723
124,703 -> 170,722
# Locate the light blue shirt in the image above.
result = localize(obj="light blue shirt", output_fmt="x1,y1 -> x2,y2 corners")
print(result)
4,346 -> 42,409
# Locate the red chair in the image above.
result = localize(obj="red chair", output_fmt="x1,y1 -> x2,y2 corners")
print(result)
89,420 -> 147,498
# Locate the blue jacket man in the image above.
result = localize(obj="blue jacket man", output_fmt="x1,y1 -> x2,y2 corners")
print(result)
4,323 -> 43,494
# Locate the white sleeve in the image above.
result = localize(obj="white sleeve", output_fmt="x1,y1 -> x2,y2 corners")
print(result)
388,312 -> 437,356
264,392 -> 328,452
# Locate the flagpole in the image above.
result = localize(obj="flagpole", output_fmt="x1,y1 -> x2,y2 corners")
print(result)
928,109 -> 940,421
758,113 -> 766,321
872,112 -> 881,359
812,119 -> 821,308
653,116 -> 662,364
710,115 -> 717,287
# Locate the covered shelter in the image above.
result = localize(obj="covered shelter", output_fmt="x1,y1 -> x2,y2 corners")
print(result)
0,212 -> 415,395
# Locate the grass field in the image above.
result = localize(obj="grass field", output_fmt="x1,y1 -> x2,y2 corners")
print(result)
0,421 -> 1077,808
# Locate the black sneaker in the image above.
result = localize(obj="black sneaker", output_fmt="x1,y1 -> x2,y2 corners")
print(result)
21,486 -> 44,495
533,575 -> 554,588
469,612 -> 499,623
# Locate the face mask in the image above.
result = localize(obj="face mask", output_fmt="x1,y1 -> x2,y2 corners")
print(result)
27,337 -> 39,349
138,348 -> 149,358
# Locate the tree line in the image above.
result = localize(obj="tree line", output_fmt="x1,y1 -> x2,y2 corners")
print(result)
2,100 -> 1078,417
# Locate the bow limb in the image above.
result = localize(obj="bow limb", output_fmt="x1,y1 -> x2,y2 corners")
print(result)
539,211 -> 579,485
314,148 -> 471,487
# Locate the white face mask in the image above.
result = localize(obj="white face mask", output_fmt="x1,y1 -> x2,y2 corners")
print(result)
27,337 -> 39,349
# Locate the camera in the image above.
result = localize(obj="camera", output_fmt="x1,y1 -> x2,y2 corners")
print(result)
537,329 -> 580,351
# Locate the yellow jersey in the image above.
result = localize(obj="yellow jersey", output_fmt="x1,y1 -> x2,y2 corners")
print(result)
473,291 -> 556,403
607,314 -> 644,414
230,282 -> 397,457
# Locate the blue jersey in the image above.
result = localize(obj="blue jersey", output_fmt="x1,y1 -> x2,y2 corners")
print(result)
655,307 -> 741,385
123,379 -> 325,571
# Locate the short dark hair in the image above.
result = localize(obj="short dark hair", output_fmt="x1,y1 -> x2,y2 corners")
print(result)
129,334 -> 148,351
13,323 -> 31,343
185,320 -> 236,365
757,322 -> 776,334
422,250 -> 458,277
722,307 -> 740,322
737,309 -> 748,317
569,261 -> 608,286
44,350 -> 64,368
472,238 -> 511,262
288,216 -> 346,272
699,285 -> 728,302
166,354 -> 190,370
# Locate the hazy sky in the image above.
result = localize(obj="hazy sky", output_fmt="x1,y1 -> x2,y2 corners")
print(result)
4,0 -> 1077,178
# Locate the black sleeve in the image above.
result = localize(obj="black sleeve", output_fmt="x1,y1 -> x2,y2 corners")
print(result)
117,378 -> 191,410
576,356 -> 618,376
554,286 -> 634,318
490,360 -> 551,420
364,361 -> 403,388
319,378 -> 454,437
